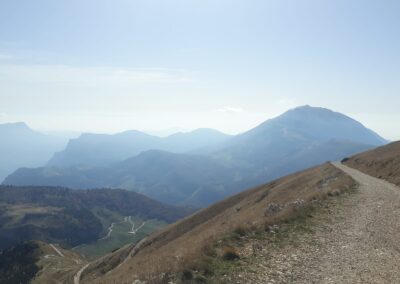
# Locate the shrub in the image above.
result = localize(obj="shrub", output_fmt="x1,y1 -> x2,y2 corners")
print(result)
193,275 -> 207,283
202,243 -> 217,257
233,226 -> 248,237
181,269 -> 193,280
222,246 -> 239,261
194,257 -> 215,276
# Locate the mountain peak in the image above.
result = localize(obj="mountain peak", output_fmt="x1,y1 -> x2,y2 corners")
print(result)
240,105 -> 387,146
0,122 -> 30,131
285,105 -> 337,116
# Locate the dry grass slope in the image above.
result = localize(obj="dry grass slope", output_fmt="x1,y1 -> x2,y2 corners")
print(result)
343,141 -> 400,186
33,242 -> 87,283
80,162 -> 356,283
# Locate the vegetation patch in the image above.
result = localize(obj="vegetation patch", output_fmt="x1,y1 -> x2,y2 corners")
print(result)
187,183 -> 358,283
0,241 -> 41,284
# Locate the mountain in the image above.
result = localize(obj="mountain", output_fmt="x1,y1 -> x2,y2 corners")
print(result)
47,128 -> 231,168
76,162 -> 357,283
0,122 -> 68,181
3,106 -> 387,207
343,141 -> 400,186
211,105 -> 386,165
0,185 -> 192,252
4,151 -> 239,207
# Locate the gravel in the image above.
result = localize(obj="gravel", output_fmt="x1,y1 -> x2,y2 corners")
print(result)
227,162 -> 400,284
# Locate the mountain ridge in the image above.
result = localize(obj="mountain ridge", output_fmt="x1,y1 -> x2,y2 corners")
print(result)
47,128 -> 231,168
3,106 -> 388,207
0,122 -> 69,181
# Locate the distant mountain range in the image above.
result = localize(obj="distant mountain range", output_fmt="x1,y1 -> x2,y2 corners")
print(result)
0,122 -> 69,181
48,128 -> 231,168
4,151 -> 238,206
2,106 -> 388,207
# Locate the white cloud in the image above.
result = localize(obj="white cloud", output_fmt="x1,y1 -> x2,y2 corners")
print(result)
0,64 -> 193,87
216,106 -> 244,113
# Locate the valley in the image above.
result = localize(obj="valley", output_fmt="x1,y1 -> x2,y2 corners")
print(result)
74,216 -> 166,259
0,186 -> 191,251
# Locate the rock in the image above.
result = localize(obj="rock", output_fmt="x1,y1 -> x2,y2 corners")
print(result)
264,203 -> 284,216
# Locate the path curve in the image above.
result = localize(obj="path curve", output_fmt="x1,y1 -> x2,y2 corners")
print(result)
73,263 -> 90,284
72,217 -> 151,283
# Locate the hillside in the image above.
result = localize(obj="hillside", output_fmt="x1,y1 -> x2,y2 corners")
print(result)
3,106 -> 387,207
4,151 -> 239,207
0,122 -> 68,181
343,141 -> 400,186
0,186 -> 192,252
0,240 -> 86,284
48,128 -> 231,168
77,162 -> 356,283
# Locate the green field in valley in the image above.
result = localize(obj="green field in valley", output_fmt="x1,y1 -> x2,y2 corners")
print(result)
74,216 -> 166,259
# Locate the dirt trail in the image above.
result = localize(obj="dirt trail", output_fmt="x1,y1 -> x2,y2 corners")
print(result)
49,244 -> 64,258
230,162 -> 400,283
73,263 -> 90,284
73,218 -> 150,283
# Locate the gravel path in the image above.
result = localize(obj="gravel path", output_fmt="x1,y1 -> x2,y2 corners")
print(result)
228,162 -> 400,284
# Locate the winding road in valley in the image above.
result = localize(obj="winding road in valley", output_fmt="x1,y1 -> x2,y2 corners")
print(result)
73,217 -> 150,284
99,217 -> 129,240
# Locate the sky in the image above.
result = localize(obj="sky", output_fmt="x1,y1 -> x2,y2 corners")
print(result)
0,0 -> 399,140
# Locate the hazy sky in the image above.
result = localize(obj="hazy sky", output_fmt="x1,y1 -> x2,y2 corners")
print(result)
0,0 -> 399,140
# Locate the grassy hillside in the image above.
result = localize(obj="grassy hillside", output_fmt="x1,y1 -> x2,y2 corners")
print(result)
0,186 -> 192,252
80,162 -> 356,283
0,240 -> 85,284
343,141 -> 400,186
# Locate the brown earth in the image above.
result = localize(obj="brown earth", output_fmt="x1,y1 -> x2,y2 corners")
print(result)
343,141 -> 400,186
33,242 -> 87,284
